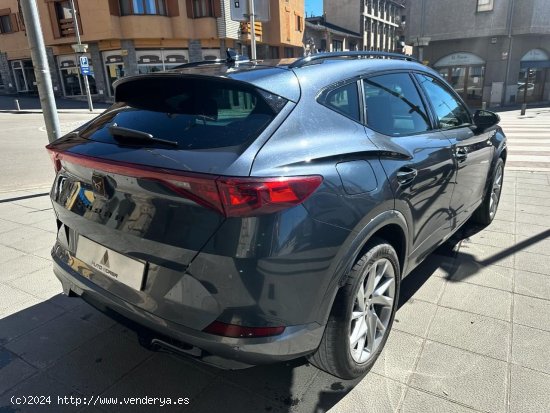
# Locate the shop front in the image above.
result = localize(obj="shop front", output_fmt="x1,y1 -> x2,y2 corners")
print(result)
57,54 -> 98,97
11,60 -> 38,93
434,52 -> 486,108
518,48 -> 550,104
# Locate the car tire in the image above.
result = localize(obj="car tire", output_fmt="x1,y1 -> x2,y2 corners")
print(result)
308,238 -> 400,379
470,157 -> 505,226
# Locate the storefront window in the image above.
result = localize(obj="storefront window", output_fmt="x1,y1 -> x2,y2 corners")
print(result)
518,49 -> 550,103
58,54 -> 97,97
11,60 -> 37,93
434,53 -> 486,107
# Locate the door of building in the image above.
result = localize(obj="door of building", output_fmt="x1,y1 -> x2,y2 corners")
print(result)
437,65 -> 484,108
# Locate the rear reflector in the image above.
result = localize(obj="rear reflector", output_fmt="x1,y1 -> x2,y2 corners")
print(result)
203,321 -> 285,338
46,148 -> 322,217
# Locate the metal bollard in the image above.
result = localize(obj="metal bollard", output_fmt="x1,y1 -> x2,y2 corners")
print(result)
481,102 -> 487,110
14,99 -> 21,111
521,103 -> 527,116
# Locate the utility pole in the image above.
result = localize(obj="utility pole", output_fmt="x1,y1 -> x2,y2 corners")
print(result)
19,0 -> 61,143
248,0 -> 257,60
503,0 -> 515,107
70,0 -> 93,112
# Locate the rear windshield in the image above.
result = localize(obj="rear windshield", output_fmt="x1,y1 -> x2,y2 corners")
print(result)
79,76 -> 287,150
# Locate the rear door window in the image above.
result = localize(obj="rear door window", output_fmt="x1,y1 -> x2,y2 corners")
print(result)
363,73 -> 432,136
322,82 -> 361,122
80,77 -> 287,150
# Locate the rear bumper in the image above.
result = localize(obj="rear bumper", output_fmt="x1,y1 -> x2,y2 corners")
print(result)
52,253 -> 325,369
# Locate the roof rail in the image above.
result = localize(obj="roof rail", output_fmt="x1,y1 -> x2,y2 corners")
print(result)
289,51 -> 420,69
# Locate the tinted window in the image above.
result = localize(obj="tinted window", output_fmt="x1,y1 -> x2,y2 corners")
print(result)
415,74 -> 471,129
363,73 -> 431,136
81,77 -> 286,150
323,82 -> 360,122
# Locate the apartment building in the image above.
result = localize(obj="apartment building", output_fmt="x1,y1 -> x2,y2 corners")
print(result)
0,0 -> 304,98
406,0 -> 550,107
323,0 -> 404,52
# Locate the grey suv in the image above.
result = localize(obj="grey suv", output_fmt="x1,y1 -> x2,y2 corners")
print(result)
47,51 -> 506,379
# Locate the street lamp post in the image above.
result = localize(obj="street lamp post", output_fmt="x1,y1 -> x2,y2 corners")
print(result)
69,0 -> 93,112
19,0 -> 61,143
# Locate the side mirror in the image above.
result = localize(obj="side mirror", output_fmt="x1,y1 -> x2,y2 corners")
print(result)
473,110 -> 500,131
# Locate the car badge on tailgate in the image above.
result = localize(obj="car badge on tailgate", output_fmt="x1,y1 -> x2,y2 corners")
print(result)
91,174 -> 108,198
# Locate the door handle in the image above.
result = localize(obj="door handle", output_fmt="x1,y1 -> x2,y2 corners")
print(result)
397,167 -> 418,185
455,148 -> 468,162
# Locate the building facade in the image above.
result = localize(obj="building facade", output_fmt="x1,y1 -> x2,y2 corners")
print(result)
405,0 -> 550,107
304,16 -> 362,55
0,0 -> 304,99
323,0 -> 404,52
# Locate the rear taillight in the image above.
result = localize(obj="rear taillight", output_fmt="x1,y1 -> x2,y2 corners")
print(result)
45,149 -> 322,217
203,321 -> 285,338
47,148 -> 62,173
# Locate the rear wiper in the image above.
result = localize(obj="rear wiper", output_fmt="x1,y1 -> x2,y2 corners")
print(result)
108,124 -> 178,147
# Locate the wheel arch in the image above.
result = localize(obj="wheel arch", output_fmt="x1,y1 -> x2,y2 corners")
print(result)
316,210 -> 410,325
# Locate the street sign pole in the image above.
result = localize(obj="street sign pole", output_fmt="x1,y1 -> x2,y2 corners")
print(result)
19,0 -> 61,143
248,0 -> 257,60
70,0 -> 93,112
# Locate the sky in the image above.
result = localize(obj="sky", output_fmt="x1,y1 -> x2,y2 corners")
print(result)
305,0 -> 323,17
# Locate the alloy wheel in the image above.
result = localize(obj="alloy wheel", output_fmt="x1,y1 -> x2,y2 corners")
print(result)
489,163 -> 503,220
349,258 -> 396,363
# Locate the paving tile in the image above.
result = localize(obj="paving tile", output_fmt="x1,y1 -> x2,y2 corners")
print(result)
47,328 -> 152,395
493,208 -> 515,222
33,246 -> 55,261
326,373 -> 405,413
0,253 -> 52,282
47,293 -> 86,311
102,353 -> 219,413
517,203 -> 550,216
513,294 -> 550,332
0,244 -> 26,264
516,183 -> 550,192
219,358 -> 318,402
515,251 -> 550,276
463,229 -> 516,249
5,312 -> 104,368
455,242 -> 514,268
516,212 -> 550,227
517,189 -> 550,199
68,301 -> 118,331
7,229 -> 56,254
372,330 -> 423,384
13,195 -> 53,210
6,266 -> 60,300
0,218 -> 23,235
440,282 -> 512,321
0,283 -> 39,314
0,300 -> 65,345
484,219 -> 515,234
515,270 -> 550,301
427,306 -> 510,361
409,340 -> 507,412
515,222 -> 550,238
516,196 -> 550,207
0,348 -> 37,396
409,275 -> 446,304
0,190 -> 35,202
514,234 -> 550,257
0,226 -> 54,252
394,299 -> 437,338
31,217 -> 58,233
512,323 -> 550,374
191,381 -> 286,413
516,177 -> 550,186
446,260 -> 513,292
0,206 -> 55,225
401,388 -> 479,413
0,372 -> 82,413
509,364 -> 550,413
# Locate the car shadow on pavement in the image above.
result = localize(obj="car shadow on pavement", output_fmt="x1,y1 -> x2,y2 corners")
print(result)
0,294 -> 363,413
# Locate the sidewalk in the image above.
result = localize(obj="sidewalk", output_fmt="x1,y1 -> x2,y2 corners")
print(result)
0,94 -> 109,114
0,169 -> 550,413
